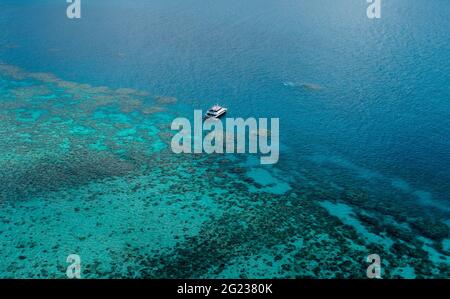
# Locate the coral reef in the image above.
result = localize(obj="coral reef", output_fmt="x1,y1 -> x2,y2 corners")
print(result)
0,63 -> 448,279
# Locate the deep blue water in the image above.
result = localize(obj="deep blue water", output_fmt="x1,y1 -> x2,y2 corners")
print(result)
0,0 -> 449,278
3,0 -> 449,194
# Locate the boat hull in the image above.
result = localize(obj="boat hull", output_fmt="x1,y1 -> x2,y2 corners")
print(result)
205,110 -> 227,119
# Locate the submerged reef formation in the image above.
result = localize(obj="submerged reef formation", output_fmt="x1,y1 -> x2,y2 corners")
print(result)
282,81 -> 323,91
0,63 -> 448,279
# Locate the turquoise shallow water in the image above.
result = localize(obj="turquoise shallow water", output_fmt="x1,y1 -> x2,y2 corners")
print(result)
0,1 -> 449,278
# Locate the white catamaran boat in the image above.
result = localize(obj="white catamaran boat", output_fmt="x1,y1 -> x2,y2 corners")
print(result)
205,105 -> 227,119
